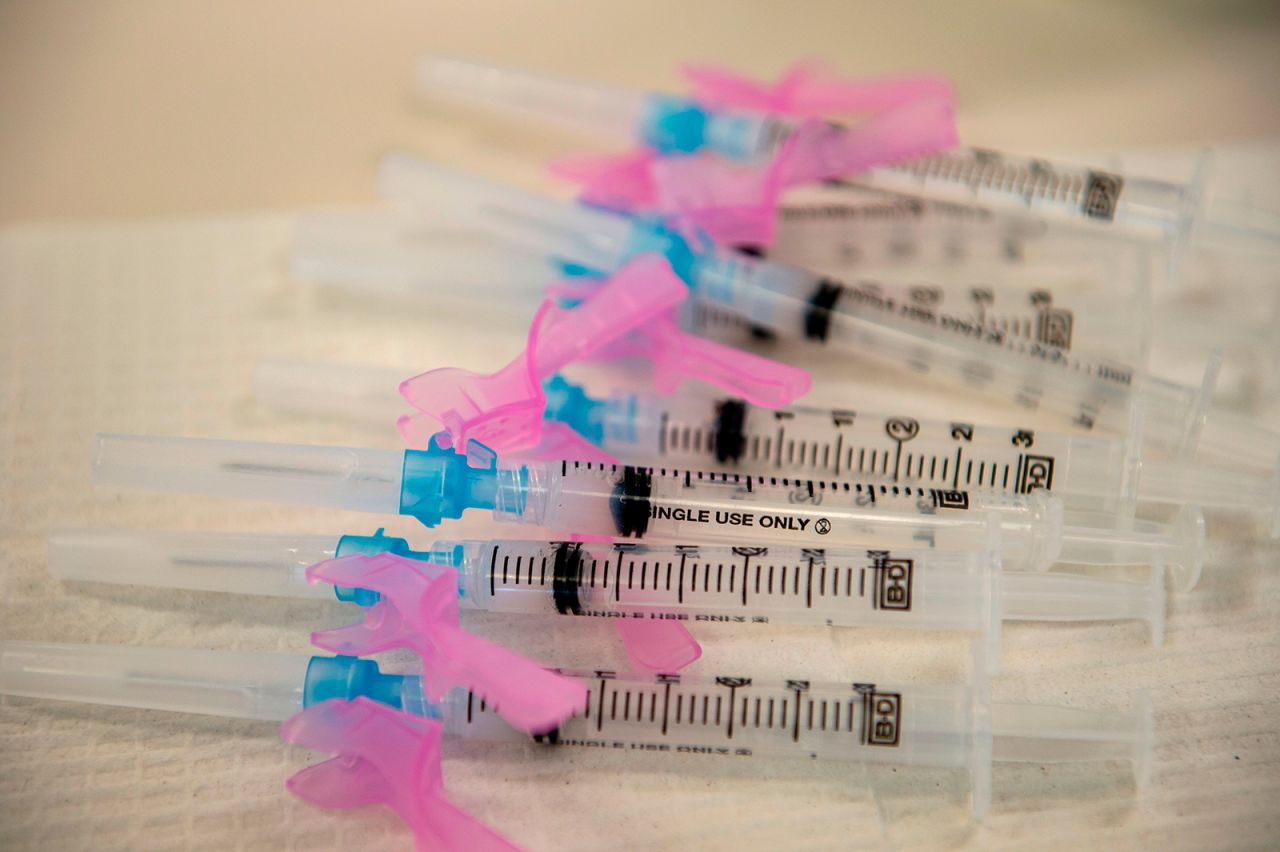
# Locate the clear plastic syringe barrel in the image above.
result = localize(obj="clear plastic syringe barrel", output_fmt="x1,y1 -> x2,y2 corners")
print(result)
849,147 -> 1194,242
92,434 -> 405,514
687,249 -> 1201,444
0,641 -> 308,721
424,668 -> 1151,812
447,538 -> 1163,645
48,529 -> 338,600
433,668 -> 982,771
770,181 -> 1159,273
751,250 -> 1145,358
769,182 -> 1039,267
616,390 -> 1256,541
446,538 -> 999,630
507,460 -> 1061,570
591,392 -> 1129,511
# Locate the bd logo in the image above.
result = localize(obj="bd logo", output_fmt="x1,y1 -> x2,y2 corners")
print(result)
1083,171 -> 1124,221
1036,307 -> 1074,350
1016,454 -> 1056,493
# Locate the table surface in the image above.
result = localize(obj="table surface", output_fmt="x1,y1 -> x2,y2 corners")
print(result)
2,4 -> 1280,850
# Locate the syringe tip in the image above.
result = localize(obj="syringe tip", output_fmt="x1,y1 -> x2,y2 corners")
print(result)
1170,504 -> 1207,592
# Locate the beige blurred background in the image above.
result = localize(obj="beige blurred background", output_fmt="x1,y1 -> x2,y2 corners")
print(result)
1,0 -> 1278,224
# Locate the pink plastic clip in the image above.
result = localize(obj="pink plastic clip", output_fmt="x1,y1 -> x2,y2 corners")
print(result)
549,149 -> 659,210
680,61 -> 958,189
398,254 -> 687,454
306,554 -> 586,734
614,619 -> 702,672
550,62 -> 957,245
283,698 -> 520,851
648,128 -> 801,246
778,104 -> 957,188
534,270 -> 810,407
597,313 -> 811,408
683,59 -> 954,117
550,147 -> 794,245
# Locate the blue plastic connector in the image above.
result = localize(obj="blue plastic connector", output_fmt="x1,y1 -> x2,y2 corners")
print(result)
641,93 -> 710,154
303,655 -> 441,720
542,376 -> 607,445
555,260 -> 603,279
398,437 -> 506,528
548,260 -> 606,309
622,217 -> 701,287
335,528 -> 429,561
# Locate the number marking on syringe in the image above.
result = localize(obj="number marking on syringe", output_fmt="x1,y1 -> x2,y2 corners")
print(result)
464,673 -> 905,754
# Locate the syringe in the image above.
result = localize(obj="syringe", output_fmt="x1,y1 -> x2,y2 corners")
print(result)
90,433 -> 1204,584
0,640 -> 1153,817
841,149 -> 1280,252
414,55 -> 1279,251
47,528 -> 1168,667
758,192 -> 1280,407
253,358 -> 1266,539
377,155 -> 1280,472
291,206 -> 1145,359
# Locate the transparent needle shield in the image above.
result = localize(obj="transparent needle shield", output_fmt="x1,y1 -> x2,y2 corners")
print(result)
92,433 -> 406,514
48,529 -> 339,600
0,641 -> 308,721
